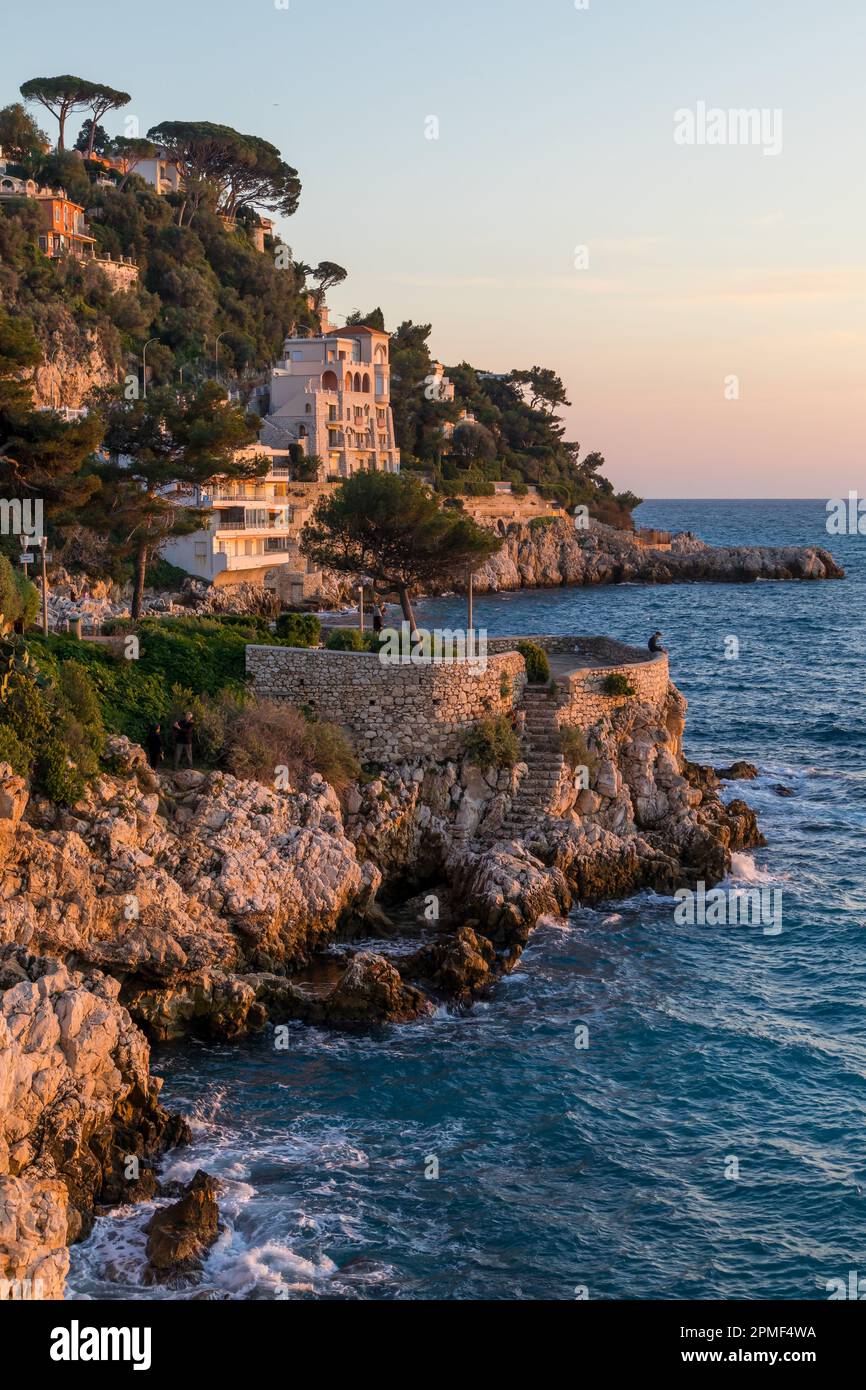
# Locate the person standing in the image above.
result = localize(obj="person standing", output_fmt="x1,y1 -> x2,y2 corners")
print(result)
146,722 -> 164,771
372,601 -> 384,635
173,711 -> 195,769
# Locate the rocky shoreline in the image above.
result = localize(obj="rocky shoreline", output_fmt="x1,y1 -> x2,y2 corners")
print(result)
44,517 -> 843,632
0,676 -> 764,1297
470,518 -> 844,594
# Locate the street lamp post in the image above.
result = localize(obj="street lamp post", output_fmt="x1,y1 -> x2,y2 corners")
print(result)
39,535 -> 50,635
467,569 -> 474,636
215,332 -> 228,378
142,337 -> 158,399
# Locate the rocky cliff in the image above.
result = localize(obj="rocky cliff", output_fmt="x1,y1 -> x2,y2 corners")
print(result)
0,678 -> 764,1296
472,518 -> 844,593
29,309 -> 120,411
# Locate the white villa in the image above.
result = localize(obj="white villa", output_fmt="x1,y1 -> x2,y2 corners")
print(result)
160,314 -> 400,594
260,309 -> 400,478
160,444 -> 323,598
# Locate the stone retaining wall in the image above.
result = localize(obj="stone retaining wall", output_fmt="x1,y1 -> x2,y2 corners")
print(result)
246,634 -> 669,762
246,644 -> 525,762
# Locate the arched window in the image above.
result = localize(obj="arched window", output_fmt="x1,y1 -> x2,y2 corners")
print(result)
362,373 -> 370,392
375,345 -> 387,363
305,403 -> 312,414
345,373 -> 353,392
353,372 -> 362,392
322,370 -> 338,391
299,425 -> 306,437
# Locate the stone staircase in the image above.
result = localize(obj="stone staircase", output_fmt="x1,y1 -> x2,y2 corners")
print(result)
479,686 -> 565,843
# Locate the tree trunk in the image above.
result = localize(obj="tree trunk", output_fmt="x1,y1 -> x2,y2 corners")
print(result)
131,542 -> 149,620
397,583 -> 417,635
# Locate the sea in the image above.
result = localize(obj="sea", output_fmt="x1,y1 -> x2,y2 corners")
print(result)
68,499 -> 866,1301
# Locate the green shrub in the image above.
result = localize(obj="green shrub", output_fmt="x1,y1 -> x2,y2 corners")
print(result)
601,672 -> 636,697
275,612 -> 321,647
144,556 -> 190,591
0,723 -> 30,776
38,738 -> 85,806
464,714 -> 519,771
325,627 -> 370,652
517,641 -> 551,684
305,718 -> 361,791
528,515 -> 557,533
510,481 -> 529,498
558,726 -> 598,775
0,554 -> 39,631
499,672 -> 512,700
57,662 -> 104,765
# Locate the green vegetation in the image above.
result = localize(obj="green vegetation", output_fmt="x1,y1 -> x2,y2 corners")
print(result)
301,470 -> 502,630
517,641 -> 551,684
96,380 -> 268,616
324,627 -> 380,652
464,714 -> 519,771
0,652 -> 104,805
385,320 -> 640,526
274,612 -> 321,647
25,616 -> 288,743
10,617 -> 358,798
558,725 -> 598,775
161,686 -> 359,792
602,672 -> 636,698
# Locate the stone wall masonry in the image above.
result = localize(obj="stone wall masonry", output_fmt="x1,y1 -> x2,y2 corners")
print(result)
486,635 -> 669,729
246,644 -> 526,763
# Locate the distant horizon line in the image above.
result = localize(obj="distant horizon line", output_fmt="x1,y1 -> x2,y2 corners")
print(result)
635,497 -> 833,503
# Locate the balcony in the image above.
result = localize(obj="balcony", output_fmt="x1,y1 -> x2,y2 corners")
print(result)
214,516 -> 292,533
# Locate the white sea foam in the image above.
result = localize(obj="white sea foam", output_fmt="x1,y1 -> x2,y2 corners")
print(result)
730,852 -> 778,884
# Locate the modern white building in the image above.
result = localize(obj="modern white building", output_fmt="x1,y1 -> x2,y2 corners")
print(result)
160,444 -> 323,596
261,312 -> 400,478
134,151 -> 183,196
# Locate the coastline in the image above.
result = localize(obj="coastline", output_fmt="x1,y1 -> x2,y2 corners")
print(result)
0,633 -> 764,1297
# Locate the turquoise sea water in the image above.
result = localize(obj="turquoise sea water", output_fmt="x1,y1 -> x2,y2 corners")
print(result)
68,500 -> 866,1301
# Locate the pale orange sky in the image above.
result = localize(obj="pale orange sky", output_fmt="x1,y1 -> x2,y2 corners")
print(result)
8,0 -> 866,497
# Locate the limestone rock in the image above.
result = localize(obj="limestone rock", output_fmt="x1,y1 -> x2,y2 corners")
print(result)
144,1170 -> 219,1280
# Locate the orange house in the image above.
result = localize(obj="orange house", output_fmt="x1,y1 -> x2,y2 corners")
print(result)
36,191 -> 97,259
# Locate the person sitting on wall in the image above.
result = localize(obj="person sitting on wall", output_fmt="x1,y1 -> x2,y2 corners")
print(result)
648,630 -> 666,654
173,711 -> 195,769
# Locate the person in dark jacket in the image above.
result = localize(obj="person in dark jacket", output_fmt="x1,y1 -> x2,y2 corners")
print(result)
173,711 -> 195,769
648,630 -> 666,653
372,602 -> 384,635
146,723 -> 164,770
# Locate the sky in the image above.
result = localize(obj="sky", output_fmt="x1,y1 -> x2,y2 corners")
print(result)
4,0 -> 865,498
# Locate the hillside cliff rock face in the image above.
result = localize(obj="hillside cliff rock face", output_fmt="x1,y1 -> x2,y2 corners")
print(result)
30,312 -> 120,410
471,518 -> 844,592
0,946 -> 188,1301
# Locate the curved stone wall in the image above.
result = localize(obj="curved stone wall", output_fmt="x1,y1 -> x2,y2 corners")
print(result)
246,634 -> 669,763
485,635 -> 670,728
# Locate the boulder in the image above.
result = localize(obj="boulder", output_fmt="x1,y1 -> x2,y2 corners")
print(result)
144,1170 -> 219,1280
